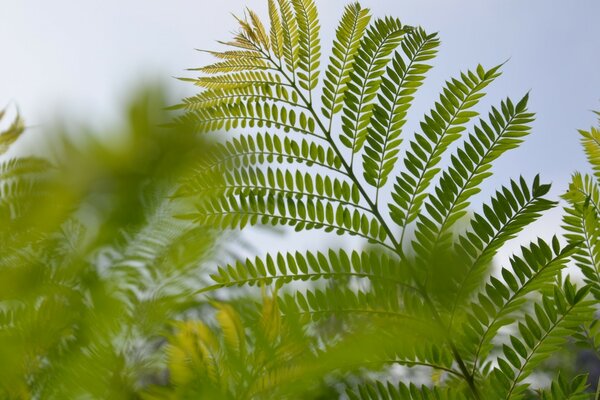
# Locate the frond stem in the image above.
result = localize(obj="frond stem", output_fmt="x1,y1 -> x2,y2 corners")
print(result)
196,272 -> 423,296
196,151 -> 343,175
197,209 -> 395,252
187,185 -> 374,214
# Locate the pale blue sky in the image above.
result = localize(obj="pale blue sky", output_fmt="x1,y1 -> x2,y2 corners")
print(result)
1,0 -> 599,257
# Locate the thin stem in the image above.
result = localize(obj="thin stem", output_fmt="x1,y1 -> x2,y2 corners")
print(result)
355,360 -> 464,379
199,209 -> 396,252
196,272 -> 423,296
197,150 -> 343,175
189,184 -> 374,214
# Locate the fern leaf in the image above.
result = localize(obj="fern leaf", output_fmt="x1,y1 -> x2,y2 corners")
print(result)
278,0 -> 300,74
448,177 -> 556,325
362,28 -> 439,192
278,285 -> 417,322
0,110 -> 25,155
562,172 -> 600,298
0,157 -> 51,181
177,85 -> 302,111
340,17 -> 407,159
540,374 -> 590,400
202,249 -> 416,294
178,100 -> 318,138
179,166 -> 364,214
321,2 -> 371,123
412,94 -> 534,257
184,192 -> 388,246
0,157 -> 52,223
195,57 -> 270,74
268,0 -> 285,58
185,133 -> 343,175
247,8 -> 271,51
347,381 -> 463,400
579,122 -> 600,181
389,64 -> 502,233
486,281 -> 593,400
193,71 -> 285,90
201,49 -> 264,60
214,303 -> 247,359
292,0 -> 320,93
459,238 -> 575,368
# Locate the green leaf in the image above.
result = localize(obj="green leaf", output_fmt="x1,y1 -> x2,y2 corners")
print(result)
340,17 -> 407,159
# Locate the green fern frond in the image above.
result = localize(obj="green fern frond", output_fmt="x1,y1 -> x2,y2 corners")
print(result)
340,17 -> 407,160
184,133 -> 342,174
459,237 -> 575,369
579,122 -> 600,181
277,285 -> 417,322
0,157 -> 52,223
0,158 -> 51,180
248,8 -> 271,51
448,176 -> 556,325
193,71 -> 284,90
292,0 -> 320,94
179,166 -> 365,214
184,192 -> 388,246
563,172 -> 600,298
177,2 -> 590,397
177,84 -> 303,111
108,203 -> 216,316
362,28 -> 439,195
485,281 -> 593,400
0,109 -> 25,155
201,49 -> 264,60
412,94 -> 534,256
278,0 -> 300,73
347,381 -> 463,400
321,2 -> 371,124
201,249 -> 416,294
196,58 -> 270,74
177,100 -> 320,138
268,0 -> 284,59
389,64 -> 502,234
540,374 -> 590,400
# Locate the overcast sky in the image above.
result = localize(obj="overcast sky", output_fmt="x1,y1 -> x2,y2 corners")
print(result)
1,0 -> 599,258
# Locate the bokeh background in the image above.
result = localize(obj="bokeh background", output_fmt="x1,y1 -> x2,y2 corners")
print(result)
2,0 -> 599,261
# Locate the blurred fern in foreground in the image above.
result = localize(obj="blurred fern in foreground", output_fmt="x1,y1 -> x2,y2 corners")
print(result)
0,88 -> 231,398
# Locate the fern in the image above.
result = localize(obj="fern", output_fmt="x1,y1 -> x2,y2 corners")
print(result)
347,381 -> 461,400
340,17 -> 407,163
444,176 -> 556,331
540,374 -> 590,400
389,64 -> 502,239
0,89 -> 237,399
412,95 -> 534,257
485,281 -> 593,399
0,107 -> 25,155
563,113 -> 600,298
362,28 -> 439,200
321,2 -> 371,127
176,1 -> 596,398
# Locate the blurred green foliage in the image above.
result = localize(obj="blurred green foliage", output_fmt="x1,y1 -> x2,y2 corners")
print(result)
0,87 -> 229,398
